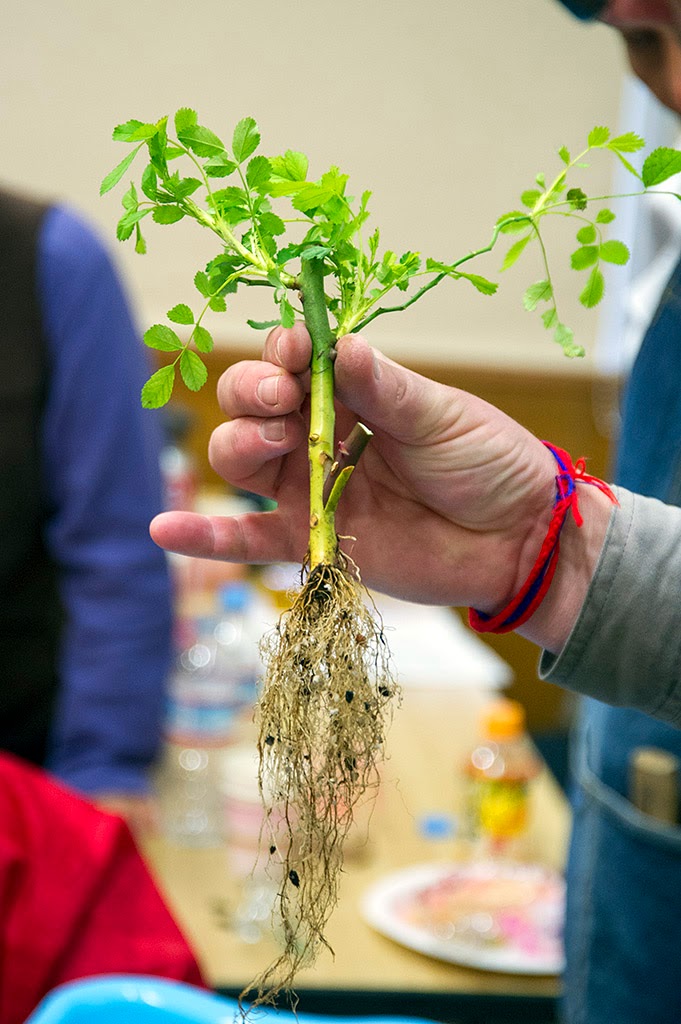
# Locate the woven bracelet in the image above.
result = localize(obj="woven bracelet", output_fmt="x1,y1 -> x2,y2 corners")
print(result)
468,442 -> 618,635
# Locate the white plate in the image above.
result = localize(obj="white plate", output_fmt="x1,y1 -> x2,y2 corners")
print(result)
361,861 -> 565,975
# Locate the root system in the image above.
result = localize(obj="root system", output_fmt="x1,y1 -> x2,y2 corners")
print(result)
243,558 -> 397,1004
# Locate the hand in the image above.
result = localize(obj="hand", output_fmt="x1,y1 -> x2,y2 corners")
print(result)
92,792 -> 158,834
150,326 -> 612,650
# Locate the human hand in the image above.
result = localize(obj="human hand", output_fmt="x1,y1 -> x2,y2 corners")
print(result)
92,792 -> 158,835
150,326 -> 612,649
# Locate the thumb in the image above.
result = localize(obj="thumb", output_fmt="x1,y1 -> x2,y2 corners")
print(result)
333,334 -> 454,442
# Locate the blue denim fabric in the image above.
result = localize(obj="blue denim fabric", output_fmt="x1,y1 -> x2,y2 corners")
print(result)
562,256 -> 681,1023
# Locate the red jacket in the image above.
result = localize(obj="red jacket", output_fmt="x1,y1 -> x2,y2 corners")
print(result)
0,753 -> 206,1024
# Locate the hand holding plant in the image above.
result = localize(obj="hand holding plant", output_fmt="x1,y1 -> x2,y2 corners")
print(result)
102,110 -> 681,1002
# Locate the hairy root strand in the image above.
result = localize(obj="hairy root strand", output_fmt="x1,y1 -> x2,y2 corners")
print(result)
243,561 -> 397,1004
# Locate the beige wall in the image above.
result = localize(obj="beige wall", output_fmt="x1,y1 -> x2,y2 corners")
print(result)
2,1 -> 627,370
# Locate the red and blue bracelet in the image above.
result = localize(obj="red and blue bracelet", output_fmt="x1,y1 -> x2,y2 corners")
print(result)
468,442 -> 618,635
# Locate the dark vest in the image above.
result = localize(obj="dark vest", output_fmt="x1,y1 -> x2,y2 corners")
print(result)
0,188 -> 62,764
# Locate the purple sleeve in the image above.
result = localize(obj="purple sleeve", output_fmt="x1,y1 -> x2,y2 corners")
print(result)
37,205 -> 173,795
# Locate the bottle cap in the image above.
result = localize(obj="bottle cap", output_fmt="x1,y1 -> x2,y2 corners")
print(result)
219,581 -> 251,613
481,698 -> 526,741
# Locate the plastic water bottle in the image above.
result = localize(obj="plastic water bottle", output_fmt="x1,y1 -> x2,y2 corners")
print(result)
213,581 -> 263,734
156,582 -> 262,844
221,744 -> 282,943
463,698 -> 541,862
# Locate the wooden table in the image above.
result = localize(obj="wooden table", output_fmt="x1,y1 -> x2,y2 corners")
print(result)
141,686 -> 570,1020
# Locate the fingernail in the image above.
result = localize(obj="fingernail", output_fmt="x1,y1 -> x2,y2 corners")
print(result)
372,351 -> 382,380
257,375 -> 280,406
260,418 -> 286,442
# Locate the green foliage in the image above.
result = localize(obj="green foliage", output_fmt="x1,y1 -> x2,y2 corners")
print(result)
101,112 -> 681,404
496,125 -> 680,355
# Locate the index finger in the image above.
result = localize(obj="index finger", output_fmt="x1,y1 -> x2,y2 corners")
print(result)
263,322 -> 312,374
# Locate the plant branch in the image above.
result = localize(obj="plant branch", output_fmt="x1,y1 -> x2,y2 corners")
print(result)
323,424 -> 373,506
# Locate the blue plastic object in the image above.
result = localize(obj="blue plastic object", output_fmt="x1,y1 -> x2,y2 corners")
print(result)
25,975 -> 441,1024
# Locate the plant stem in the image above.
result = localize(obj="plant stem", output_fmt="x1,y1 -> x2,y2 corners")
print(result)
300,257 -> 338,568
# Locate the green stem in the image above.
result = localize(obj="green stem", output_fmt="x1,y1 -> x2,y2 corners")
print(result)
300,257 -> 338,568
351,214 -> 532,333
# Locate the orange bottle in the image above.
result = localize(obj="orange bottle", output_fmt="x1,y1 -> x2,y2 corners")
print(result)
464,698 -> 542,860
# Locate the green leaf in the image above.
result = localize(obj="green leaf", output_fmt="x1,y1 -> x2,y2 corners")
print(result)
112,120 -> 158,143
141,165 -> 159,201
177,123 -> 225,158
608,131 -> 645,153
523,280 -> 552,310
558,146 -> 570,165
291,183 -> 335,213
167,303 -> 194,325
246,155 -> 272,190
301,245 -> 332,260
142,365 -> 175,408
232,117 -> 260,164
588,126 -> 611,147
554,322 -> 584,357
599,239 -> 630,265
571,245 -> 599,270
501,233 -> 532,271
116,207 -> 150,241
204,153 -> 238,178
165,175 -> 202,200
100,144 -> 143,195
259,211 -> 286,237
535,172 -> 546,188
596,208 -> 616,224
121,182 -> 138,212
194,271 -> 211,297
612,150 -> 643,181
270,149 -> 309,182
147,120 -> 169,178
212,186 -> 249,211
192,325 -> 213,353
279,297 -> 295,328
542,308 -> 557,329
134,224 -> 146,255
152,205 -> 185,224
180,349 -> 208,391
576,224 -> 597,244
209,294 -> 227,312
174,108 -> 198,135
457,271 -> 498,295
496,211 -> 533,234
579,267 -> 605,308
144,324 -> 183,351
247,318 -> 281,331
521,189 -> 542,209
642,147 -> 681,187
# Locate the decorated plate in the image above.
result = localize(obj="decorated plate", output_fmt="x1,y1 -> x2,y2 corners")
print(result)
362,861 -> 565,975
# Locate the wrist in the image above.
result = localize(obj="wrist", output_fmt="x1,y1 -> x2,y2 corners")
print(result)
518,482 -> 614,653
469,443 -> 616,643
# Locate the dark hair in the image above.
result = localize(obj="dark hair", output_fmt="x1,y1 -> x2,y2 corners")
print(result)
557,0 -> 607,20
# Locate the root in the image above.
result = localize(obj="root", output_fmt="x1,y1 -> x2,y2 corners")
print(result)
242,559 -> 397,1005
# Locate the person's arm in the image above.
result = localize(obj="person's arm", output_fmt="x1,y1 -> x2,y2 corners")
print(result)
540,486 -> 681,726
150,325 -> 681,725
38,205 -> 173,801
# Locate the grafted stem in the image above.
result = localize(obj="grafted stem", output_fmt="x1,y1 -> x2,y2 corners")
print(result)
300,257 -> 339,568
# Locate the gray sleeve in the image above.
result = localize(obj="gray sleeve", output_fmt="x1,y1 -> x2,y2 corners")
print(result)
539,486 -> 681,726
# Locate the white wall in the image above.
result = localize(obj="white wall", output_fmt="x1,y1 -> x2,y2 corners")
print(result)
2,0 -> 628,370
